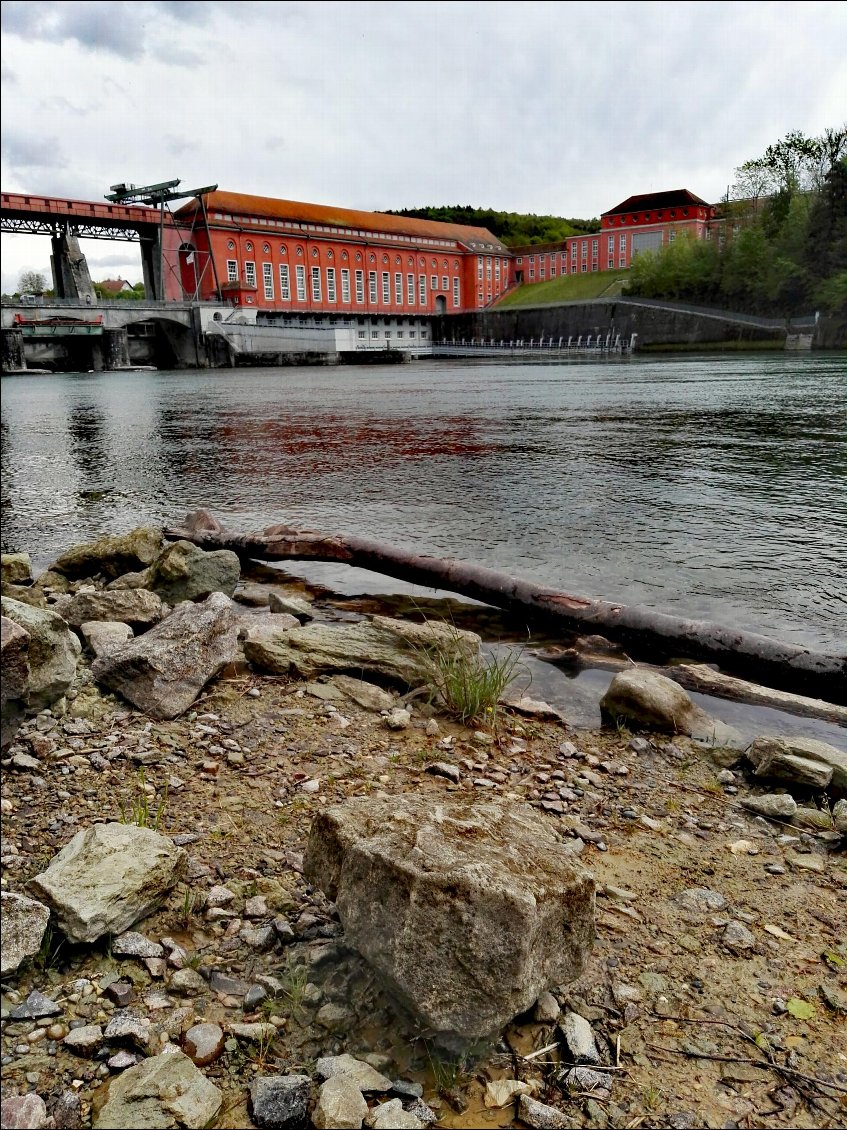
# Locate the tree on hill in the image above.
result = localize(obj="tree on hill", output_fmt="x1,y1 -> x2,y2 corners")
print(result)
382,206 -> 600,245
625,125 -> 847,316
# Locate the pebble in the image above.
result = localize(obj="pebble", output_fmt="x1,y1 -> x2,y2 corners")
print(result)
250,1075 -> 311,1130
184,1022 -> 226,1067
563,1065 -> 612,1096
313,1076 -> 368,1130
0,1094 -> 49,1129
103,1011 -> 153,1049
9,992 -> 61,1021
562,1010 -> 601,1064
677,887 -> 726,913
723,921 -> 756,953
169,968 -> 207,995
534,991 -> 561,1023
62,1024 -> 104,1054
518,1094 -> 571,1129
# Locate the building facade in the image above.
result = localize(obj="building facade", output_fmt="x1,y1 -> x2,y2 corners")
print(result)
172,191 -> 511,326
509,189 -> 715,286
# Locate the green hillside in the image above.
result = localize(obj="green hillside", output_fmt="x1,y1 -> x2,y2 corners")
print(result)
494,268 -> 630,307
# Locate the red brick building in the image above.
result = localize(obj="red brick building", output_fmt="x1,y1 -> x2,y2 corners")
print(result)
509,189 -> 715,286
173,190 -> 511,324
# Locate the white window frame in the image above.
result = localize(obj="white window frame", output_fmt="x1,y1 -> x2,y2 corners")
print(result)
430,274 -> 437,291
226,259 -> 238,282
340,268 -> 350,303
295,264 -> 306,302
245,261 -> 256,288
441,275 -> 448,290
452,277 -> 460,307
326,267 -> 337,302
407,273 -> 415,304
311,265 -> 322,302
418,274 -> 427,305
355,269 -> 364,303
369,271 -> 378,304
394,272 -> 403,304
278,263 -> 290,300
382,272 -> 390,304
262,262 -> 274,301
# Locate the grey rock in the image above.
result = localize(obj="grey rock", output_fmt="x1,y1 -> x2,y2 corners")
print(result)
0,891 -> 50,976
106,981 -> 135,1008
746,735 -> 846,792
228,1022 -> 277,1042
518,1094 -> 571,1129
244,615 -> 480,687
723,921 -> 756,952
92,1048 -> 222,1129
108,1051 -> 140,1070
600,669 -> 738,744
52,527 -> 163,580
1,615 -> 30,748
52,1091 -> 83,1130
792,806 -> 834,831
111,931 -> 165,959
312,1076 -> 368,1130
304,795 -> 595,1038
244,985 -> 267,1010
534,990 -> 561,1023
91,591 -> 241,720
384,708 -> 411,730
11,752 -> 41,771
741,793 -> 797,821
183,1022 -> 225,1067
329,674 -> 395,713
209,970 -> 251,997
63,1025 -> 104,1054
103,1011 -> 154,1050
424,761 -> 460,783
146,540 -> 241,604
833,798 -> 847,836
30,822 -> 187,944
268,592 -> 314,621
249,1074 -> 311,1130
9,991 -> 61,1020
677,887 -> 726,913
79,621 -> 134,659
54,590 -> 164,630
562,1010 -> 601,1064
1,597 -> 81,712
563,1066 -> 612,1095
1,553 -> 33,586
169,967 -> 207,995
241,924 -> 277,950
405,1100 -> 437,1127
0,1093 -> 49,1130
366,1099 -> 425,1129
315,1053 -> 392,1091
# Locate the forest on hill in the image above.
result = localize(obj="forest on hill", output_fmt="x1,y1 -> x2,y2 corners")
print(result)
625,127 -> 847,317
381,206 -> 599,246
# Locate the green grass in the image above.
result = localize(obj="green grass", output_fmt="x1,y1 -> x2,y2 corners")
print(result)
495,268 -> 630,308
118,768 -> 168,831
415,629 -> 524,727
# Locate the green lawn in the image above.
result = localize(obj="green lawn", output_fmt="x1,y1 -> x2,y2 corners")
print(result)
494,268 -> 630,307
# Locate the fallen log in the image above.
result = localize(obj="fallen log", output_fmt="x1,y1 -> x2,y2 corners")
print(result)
165,510 -> 846,705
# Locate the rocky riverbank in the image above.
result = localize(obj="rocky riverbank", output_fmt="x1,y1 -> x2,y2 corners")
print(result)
1,530 -> 845,1130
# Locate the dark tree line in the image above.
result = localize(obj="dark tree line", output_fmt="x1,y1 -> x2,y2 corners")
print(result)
625,127 -> 847,316
381,205 -> 600,246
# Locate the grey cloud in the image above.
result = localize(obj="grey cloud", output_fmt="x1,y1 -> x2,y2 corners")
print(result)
1,131 -> 67,171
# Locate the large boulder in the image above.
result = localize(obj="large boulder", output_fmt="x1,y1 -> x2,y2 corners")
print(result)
52,527 -> 163,580
0,597 -> 81,711
93,1048 -> 222,1129
30,823 -> 187,944
0,891 -> 51,975
1,553 -> 33,586
91,592 -> 241,720
746,735 -> 847,795
600,668 -> 738,743
245,615 -> 480,686
1,615 -> 30,748
304,795 -> 595,1038
53,589 -> 165,630
145,540 -> 241,604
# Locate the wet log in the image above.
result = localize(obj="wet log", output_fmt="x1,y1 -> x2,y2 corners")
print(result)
165,510 -> 846,704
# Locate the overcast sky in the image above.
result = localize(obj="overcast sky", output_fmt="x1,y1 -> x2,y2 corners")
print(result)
2,0 -> 845,293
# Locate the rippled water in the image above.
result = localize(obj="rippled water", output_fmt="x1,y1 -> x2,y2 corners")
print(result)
2,353 -> 845,652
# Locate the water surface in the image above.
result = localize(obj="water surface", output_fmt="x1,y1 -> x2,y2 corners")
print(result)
2,353 -> 845,652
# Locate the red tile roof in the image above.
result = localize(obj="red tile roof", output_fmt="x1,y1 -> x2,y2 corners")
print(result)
177,190 -> 507,251
602,189 -> 712,216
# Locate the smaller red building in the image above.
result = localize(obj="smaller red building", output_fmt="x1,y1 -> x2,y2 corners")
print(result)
508,189 -> 715,287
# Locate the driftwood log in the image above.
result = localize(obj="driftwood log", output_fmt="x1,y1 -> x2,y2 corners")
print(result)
165,510 -> 846,706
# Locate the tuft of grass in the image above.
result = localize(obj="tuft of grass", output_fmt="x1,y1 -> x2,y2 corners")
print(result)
179,886 -> 204,926
119,768 -> 168,831
34,922 -> 65,972
415,628 -> 524,727
279,952 -> 309,1014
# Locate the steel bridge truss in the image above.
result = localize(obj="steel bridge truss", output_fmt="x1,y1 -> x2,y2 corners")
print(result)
1,216 -> 153,241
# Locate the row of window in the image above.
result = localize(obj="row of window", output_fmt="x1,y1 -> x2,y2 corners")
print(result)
227,261 -> 461,307
211,212 -> 458,249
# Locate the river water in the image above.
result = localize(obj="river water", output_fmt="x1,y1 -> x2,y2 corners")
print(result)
2,353 -> 845,657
